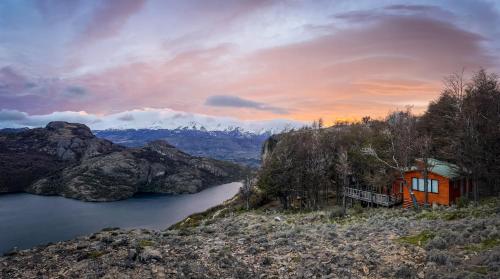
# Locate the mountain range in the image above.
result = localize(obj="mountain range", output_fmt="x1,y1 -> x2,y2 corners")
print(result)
94,128 -> 271,167
0,122 -> 249,201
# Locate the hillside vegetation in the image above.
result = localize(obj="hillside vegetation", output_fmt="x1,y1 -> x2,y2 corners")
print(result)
1,197 -> 499,278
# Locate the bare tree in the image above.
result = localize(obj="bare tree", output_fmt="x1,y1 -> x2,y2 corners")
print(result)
362,108 -> 420,209
416,135 -> 434,207
335,147 -> 351,211
241,176 -> 254,210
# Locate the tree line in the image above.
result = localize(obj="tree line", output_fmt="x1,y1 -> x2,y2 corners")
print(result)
256,69 -> 500,210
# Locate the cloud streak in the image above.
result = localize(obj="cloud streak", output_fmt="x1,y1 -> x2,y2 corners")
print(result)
205,95 -> 288,114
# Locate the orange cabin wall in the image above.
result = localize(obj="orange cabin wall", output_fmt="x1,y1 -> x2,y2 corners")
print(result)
402,171 -> 451,206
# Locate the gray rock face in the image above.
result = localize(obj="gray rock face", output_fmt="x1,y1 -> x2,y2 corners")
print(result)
0,122 -> 248,201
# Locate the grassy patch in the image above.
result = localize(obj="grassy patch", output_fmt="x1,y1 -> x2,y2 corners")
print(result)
442,210 -> 468,220
138,239 -> 154,248
465,237 -> 500,252
169,201 -> 235,230
88,251 -> 106,259
416,210 -> 440,220
398,231 -> 435,247
469,266 -> 488,275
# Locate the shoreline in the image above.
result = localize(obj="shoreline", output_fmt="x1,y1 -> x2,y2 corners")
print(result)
0,182 -> 243,254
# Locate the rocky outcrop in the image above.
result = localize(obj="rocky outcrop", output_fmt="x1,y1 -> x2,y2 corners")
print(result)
0,122 -> 248,201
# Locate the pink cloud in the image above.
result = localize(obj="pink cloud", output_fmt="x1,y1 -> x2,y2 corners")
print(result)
75,0 -> 147,45
2,10 -> 498,124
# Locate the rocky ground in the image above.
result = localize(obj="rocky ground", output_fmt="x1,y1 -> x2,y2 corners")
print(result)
1,198 -> 499,279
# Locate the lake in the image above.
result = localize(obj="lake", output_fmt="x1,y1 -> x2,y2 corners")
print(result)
0,182 -> 241,254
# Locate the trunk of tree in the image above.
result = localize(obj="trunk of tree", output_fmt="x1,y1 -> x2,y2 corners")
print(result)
343,187 -> 346,212
465,176 -> 470,199
460,178 -> 464,197
423,166 -> 429,207
473,178 -> 478,205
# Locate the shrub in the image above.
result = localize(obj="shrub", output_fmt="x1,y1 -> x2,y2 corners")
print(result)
394,264 -> 414,278
425,236 -> 448,250
456,197 -> 470,208
427,249 -> 449,265
353,203 -> 364,214
417,210 -> 440,220
465,237 -> 500,252
443,210 -> 467,220
329,206 -> 346,219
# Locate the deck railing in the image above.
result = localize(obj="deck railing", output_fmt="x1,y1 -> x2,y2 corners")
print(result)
344,187 -> 402,207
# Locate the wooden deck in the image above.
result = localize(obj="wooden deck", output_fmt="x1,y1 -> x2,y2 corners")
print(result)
344,187 -> 402,207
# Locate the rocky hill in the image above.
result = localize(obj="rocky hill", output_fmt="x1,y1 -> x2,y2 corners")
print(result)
1,197 -> 499,278
0,122 -> 248,201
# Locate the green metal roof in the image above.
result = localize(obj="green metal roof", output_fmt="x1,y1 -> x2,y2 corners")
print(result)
411,158 -> 461,179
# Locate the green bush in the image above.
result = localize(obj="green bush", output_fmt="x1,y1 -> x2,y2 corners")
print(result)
329,206 -> 346,219
353,202 -> 364,214
456,197 -> 469,208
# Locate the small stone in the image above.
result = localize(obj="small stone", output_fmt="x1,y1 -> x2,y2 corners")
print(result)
127,249 -> 137,261
139,247 -> 162,263
362,265 -> 369,275
75,243 -> 87,250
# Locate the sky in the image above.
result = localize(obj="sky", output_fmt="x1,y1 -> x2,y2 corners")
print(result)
1,0 -> 499,130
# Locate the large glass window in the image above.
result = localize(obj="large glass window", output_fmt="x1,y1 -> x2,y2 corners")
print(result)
432,180 -> 439,193
411,177 -> 439,193
418,178 -> 425,191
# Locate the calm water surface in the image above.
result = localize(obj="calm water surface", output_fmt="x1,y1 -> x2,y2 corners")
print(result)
0,182 -> 241,254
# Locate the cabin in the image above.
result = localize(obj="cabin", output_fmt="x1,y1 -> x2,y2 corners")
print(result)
343,158 -> 472,208
402,158 -> 472,208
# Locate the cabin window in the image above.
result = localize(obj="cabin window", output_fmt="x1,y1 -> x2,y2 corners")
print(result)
431,180 -> 439,193
411,178 -> 439,193
418,178 -> 425,191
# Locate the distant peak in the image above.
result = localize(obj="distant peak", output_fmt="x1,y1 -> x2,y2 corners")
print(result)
45,121 -> 93,138
146,140 -> 175,150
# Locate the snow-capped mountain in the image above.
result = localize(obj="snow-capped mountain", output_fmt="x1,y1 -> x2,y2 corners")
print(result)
0,108 -> 305,167
94,127 -> 272,168
0,108 -> 304,134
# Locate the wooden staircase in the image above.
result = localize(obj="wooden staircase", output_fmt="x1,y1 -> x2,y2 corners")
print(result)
402,199 -> 427,208
402,200 -> 414,208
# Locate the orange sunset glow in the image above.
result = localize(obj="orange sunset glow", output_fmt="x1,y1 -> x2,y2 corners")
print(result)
1,0 -> 499,130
